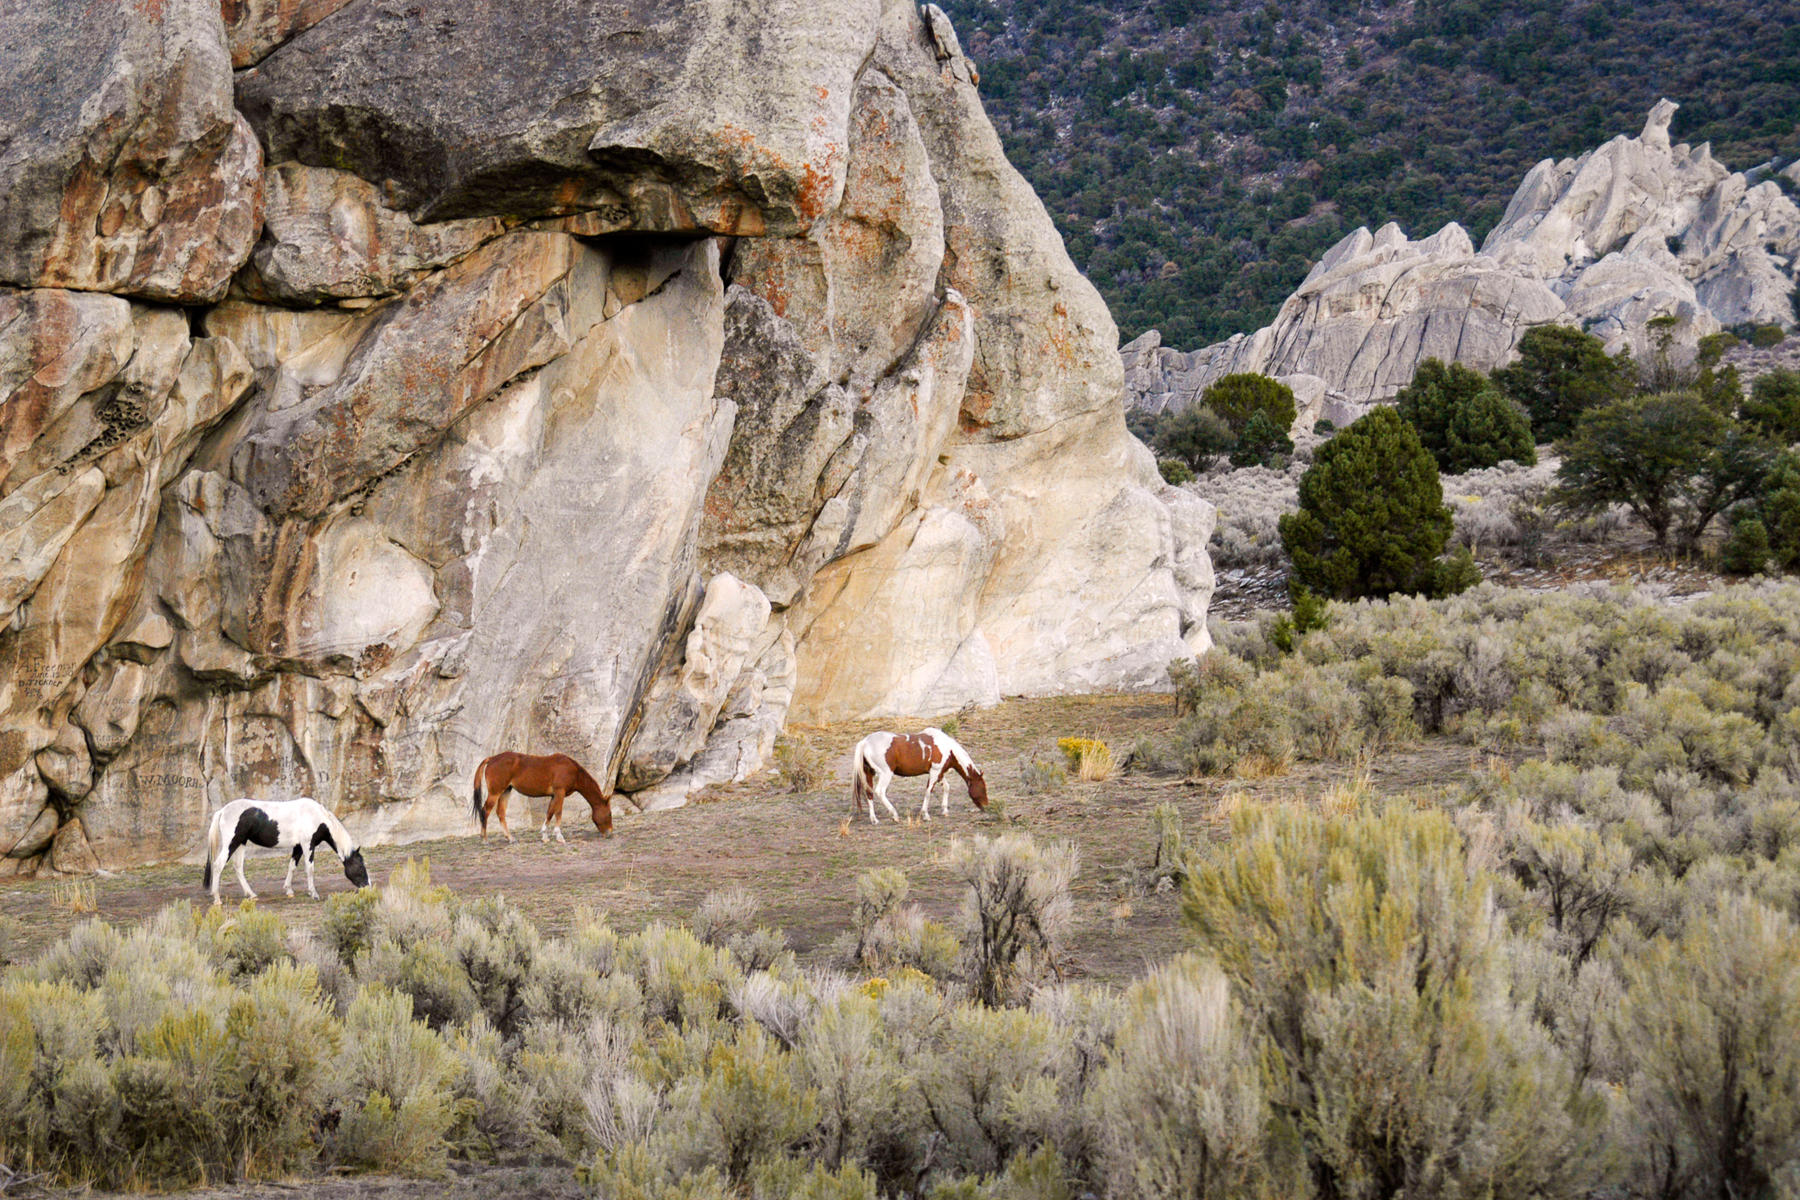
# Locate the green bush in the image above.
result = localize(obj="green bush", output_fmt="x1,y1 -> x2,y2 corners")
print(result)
750,1155 -> 880,1200
949,835 -> 1079,1007
1722,513 -> 1771,574
1279,407 -> 1476,600
1155,456 -> 1195,485
1492,325 -> 1631,442
1183,804 -> 1607,1197
917,1005 -> 1066,1174
220,962 -> 338,1172
663,1024 -> 817,1182
799,991 -> 892,1170
1761,454 -> 1800,569
331,985 -> 461,1175
1201,372 -> 1297,436
1227,407 -> 1294,467
1614,894 -> 1800,1200
1086,955 -> 1265,1198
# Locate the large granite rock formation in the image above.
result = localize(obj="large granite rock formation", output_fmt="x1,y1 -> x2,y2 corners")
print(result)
0,0 -> 1211,871
1127,102 -> 1800,415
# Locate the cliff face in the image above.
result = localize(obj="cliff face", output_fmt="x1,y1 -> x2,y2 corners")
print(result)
1126,102 -> 1800,417
0,0 -> 1213,871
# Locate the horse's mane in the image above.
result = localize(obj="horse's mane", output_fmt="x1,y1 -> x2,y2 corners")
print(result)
928,728 -> 976,774
315,801 -> 359,853
573,765 -> 607,800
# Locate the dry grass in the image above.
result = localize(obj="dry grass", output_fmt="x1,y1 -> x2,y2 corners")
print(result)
1231,752 -> 1291,780
51,878 -> 96,914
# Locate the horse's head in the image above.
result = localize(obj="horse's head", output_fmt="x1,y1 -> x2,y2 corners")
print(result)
342,848 -> 371,889
967,767 -> 990,809
593,798 -> 615,838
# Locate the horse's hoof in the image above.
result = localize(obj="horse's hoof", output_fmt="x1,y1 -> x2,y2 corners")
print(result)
284,890 -> 295,898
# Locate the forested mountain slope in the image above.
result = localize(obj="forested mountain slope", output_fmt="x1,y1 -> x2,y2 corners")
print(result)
938,0 -> 1800,346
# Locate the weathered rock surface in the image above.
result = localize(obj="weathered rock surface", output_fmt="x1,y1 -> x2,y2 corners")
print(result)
619,573 -> 775,794
2,0 -> 1212,870
1128,102 -> 1800,413
221,0 -> 358,68
0,0 -> 261,303
237,0 -> 880,231
242,164 -> 509,306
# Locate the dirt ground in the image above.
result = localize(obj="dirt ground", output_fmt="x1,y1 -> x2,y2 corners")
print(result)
1,694 -> 1499,986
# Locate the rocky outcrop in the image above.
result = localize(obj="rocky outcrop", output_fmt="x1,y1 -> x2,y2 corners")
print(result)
1,0 -> 1210,870
1128,102 -> 1800,414
0,0 -> 262,303
236,0 -> 881,231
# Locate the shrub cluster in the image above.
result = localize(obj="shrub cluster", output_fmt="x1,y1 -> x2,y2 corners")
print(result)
1,841 -> 1091,1196
1171,579 -> 1800,781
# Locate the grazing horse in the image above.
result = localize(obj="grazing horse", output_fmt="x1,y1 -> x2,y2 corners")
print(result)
202,796 -> 370,905
472,751 -> 613,843
850,728 -> 990,824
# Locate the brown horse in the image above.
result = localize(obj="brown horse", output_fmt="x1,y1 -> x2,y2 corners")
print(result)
849,727 -> 989,823
471,752 -> 613,843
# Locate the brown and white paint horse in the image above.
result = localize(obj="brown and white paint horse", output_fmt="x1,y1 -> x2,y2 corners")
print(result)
850,728 -> 990,823
472,752 -> 613,843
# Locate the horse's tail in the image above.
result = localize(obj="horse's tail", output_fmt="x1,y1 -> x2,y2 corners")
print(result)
471,759 -> 488,831
850,742 -> 868,811
202,810 -> 220,891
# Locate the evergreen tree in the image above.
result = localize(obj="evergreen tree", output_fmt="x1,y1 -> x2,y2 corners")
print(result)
1721,514 -> 1770,574
1741,369 -> 1800,443
1744,453 -> 1800,571
1397,359 -> 1536,472
1445,386 -> 1536,473
1554,393 -> 1777,550
1278,408 -> 1473,599
1492,326 -> 1631,442
1395,358 -> 1478,462
1201,373 -> 1296,437
1229,409 -> 1294,468
1152,405 -> 1235,471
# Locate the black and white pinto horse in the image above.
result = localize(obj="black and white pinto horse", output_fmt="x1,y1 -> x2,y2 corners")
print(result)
202,797 -> 370,905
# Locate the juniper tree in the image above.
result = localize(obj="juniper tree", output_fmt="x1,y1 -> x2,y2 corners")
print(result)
1152,404 -> 1234,471
1492,325 -> 1630,441
1554,392 -> 1777,550
1201,372 -> 1297,437
1279,407 -> 1475,599
1740,368 -> 1800,443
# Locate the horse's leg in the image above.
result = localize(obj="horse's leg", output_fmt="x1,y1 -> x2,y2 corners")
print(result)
551,788 -> 568,844
304,843 -> 319,899
496,787 -> 514,843
210,844 -> 228,906
234,845 -> 257,900
284,844 -> 299,897
874,767 -> 900,823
